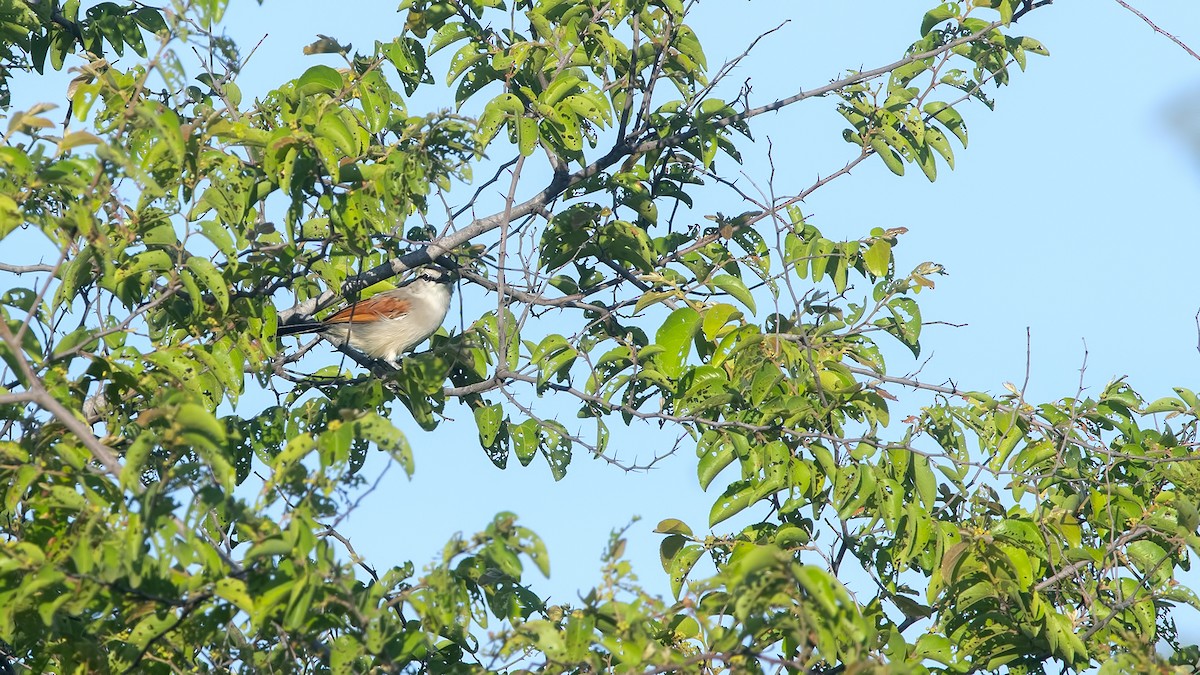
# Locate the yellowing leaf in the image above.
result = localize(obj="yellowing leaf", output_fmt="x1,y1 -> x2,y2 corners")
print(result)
863,239 -> 892,277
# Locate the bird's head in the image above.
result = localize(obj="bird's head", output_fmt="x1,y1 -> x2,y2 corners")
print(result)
406,265 -> 457,297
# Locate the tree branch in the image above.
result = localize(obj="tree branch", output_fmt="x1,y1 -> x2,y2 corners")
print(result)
1112,0 -> 1200,61
0,319 -> 123,476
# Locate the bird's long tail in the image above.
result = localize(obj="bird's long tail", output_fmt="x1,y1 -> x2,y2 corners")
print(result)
276,321 -> 325,337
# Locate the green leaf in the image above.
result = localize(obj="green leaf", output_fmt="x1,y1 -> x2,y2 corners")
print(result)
1020,36 -> 1050,56
474,403 -> 504,447
539,421 -> 571,480
912,455 -> 936,510
1175,387 -> 1200,410
998,0 -> 1014,24
924,101 -> 968,147
445,43 -> 485,85
654,518 -> 693,537
532,334 -> 577,387
133,6 -> 168,33
915,633 -> 953,666
357,412 -> 414,476
672,25 -> 707,69
710,478 -> 757,526
876,296 -> 921,357
185,256 -> 229,314
175,402 -> 226,447
244,537 -> 294,561
316,112 -> 360,156
330,634 -> 359,673
920,3 -> 960,36
214,578 -> 255,615
655,307 -> 702,379
297,64 -> 343,96
478,93 -> 523,146
540,73 -> 582,106
871,137 -> 905,176
564,611 -> 595,660
1144,396 -> 1186,414
925,126 -> 955,168
710,275 -> 756,314
702,303 -> 740,341
357,71 -> 393,134
697,432 -> 736,491
516,116 -> 538,156
1127,540 -> 1171,584
664,540 -> 703,598
563,92 -> 612,127
52,327 -> 99,359
833,465 -> 870,518
428,22 -> 469,55
512,419 -> 539,467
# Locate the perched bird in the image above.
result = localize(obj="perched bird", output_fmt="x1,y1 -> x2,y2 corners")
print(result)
277,267 -> 455,367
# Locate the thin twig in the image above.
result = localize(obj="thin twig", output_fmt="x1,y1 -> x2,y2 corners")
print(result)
1112,0 -> 1200,61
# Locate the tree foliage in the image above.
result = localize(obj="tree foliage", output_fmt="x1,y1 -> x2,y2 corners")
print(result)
0,0 -> 1197,673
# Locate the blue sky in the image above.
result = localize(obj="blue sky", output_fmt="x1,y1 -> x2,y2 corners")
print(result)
8,0 -> 1200,628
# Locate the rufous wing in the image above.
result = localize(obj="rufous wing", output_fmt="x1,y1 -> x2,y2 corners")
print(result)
323,294 -> 412,324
